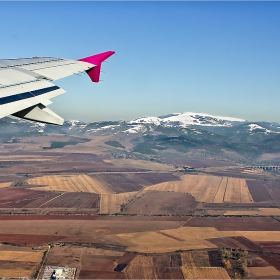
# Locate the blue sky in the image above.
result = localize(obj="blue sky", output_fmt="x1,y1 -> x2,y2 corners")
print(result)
1,1 -> 280,122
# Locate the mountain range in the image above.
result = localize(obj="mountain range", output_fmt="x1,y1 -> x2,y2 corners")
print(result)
1,112 -> 280,164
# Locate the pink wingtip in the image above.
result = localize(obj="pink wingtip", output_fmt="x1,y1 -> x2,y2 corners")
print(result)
78,51 -> 115,65
78,51 -> 115,83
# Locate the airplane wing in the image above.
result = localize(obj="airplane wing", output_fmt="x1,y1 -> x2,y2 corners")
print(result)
0,51 -> 115,125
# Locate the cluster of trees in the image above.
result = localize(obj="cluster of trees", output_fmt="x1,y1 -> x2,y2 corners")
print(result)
221,247 -> 249,279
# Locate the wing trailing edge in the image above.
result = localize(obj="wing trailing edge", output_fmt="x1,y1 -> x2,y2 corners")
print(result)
12,104 -> 64,125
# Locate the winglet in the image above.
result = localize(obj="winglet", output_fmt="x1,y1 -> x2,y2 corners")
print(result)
78,51 -> 115,82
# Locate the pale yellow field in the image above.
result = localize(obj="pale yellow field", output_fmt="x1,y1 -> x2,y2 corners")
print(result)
126,255 -> 156,279
0,250 -> 43,262
0,269 -> 34,278
248,266 -> 280,278
113,228 -> 217,253
113,227 -> 280,253
242,169 -> 263,174
0,155 -> 53,160
181,267 -> 230,279
212,177 -> 227,202
144,175 -> 253,203
28,174 -> 114,194
225,208 -> 280,216
109,158 -> 173,171
0,182 -> 12,188
100,191 -> 138,214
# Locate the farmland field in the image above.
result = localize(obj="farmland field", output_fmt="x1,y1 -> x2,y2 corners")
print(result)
0,233 -> 68,245
78,247 -> 125,279
257,241 -> 280,253
181,267 -> 231,279
28,174 -> 114,194
114,226 -> 280,253
0,188 -> 60,208
100,192 -> 138,214
1,141 -> 280,279
0,269 -> 36,278
0,216 -> 185,245
0,244 -> 45,278
40,192 -> 99,209
145,174 -> 253,203
181,251 -> 211,268
0,250 -> 43,262
152,254 -> 184,279
0,182 -> 12,188
224,208 -> 280,216
207,236 -> 264,251
260,254 -> 280,270
184,217 -> 280,231
246,180 -> 273,201
247,266 -> 280,278
124,190 -> 198,215
109,158 -> 173,171
125,255 -> 157,279
90,173 -> 180,193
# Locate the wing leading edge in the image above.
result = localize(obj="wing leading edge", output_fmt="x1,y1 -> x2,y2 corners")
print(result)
0,51 -> 115,125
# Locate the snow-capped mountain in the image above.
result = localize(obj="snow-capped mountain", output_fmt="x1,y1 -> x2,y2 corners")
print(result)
1,112 -> 280,163
129,112 -> 245,127
1,112 -> 280,136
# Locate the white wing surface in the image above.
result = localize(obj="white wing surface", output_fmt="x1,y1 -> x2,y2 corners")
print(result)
0,51 -> 114,125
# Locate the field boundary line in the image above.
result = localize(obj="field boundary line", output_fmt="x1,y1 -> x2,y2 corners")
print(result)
38,193 -> 64,208
157,231 -> 185,241
222,178 -> 228,202
36,246 -> 50,280
212,177 -> 223,203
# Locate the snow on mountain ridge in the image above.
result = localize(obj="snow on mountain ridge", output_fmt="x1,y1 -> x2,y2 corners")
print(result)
129,112 -> 245,127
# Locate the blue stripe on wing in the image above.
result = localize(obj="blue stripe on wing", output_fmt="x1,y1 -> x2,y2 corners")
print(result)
0,86 -> 59,105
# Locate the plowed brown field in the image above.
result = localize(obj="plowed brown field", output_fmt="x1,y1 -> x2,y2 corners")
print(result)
260,254 -> 280,270
145,175 -> 253,203
181,251 -> 210,268
248,266 -> 280,278
124,190 -> 197,215
184,217 -> 280,231
0,188 -> 60,208
40,192 -> 99,208
152,254 -> 184,279
257,242 -> 280,253
0,233 -> 67,245
208,236 -> 264,251
28,174 -> 114,194
90,173 -> 179,193
246,180 -> 273,202
126,255 -> 156,279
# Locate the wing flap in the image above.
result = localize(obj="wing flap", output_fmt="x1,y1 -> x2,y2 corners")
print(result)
12,104 -> 64,125
28,61 -> 92,81
0,68 -> 37,86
